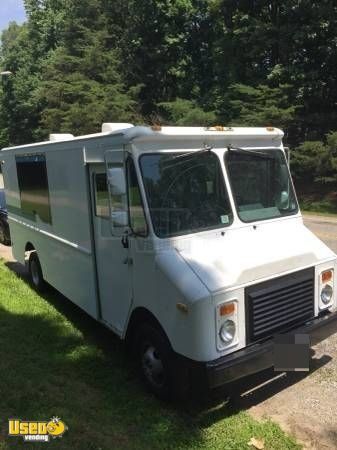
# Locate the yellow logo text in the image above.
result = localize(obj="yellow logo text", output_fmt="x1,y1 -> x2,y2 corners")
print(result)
9,417 -> 67,442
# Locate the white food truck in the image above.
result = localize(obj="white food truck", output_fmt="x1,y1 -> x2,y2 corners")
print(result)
2,124 -> 337,399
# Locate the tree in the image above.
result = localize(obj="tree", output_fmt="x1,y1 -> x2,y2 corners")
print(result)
118,0 -> 195,116
0,23 -> 42,145
216,83 -> 298,134
36,0 -> 139,136
158,98 -> 216,125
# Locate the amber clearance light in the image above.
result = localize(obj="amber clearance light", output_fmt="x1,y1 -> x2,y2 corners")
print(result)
219,302 -> 235,317
322,270 -> 333,284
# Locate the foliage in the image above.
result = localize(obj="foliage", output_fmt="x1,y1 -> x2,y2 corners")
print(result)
158,98 -> 216,126
292,132 -> 337,184
1,0 -> 337,189
218,83 -> 298,129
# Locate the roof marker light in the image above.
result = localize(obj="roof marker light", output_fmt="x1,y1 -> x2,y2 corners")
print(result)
206,126 -> 233,132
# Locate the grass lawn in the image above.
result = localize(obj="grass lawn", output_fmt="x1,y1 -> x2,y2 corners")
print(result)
0,260 -> 300,450
301,209 -> 337,218
295,181 -> 337,216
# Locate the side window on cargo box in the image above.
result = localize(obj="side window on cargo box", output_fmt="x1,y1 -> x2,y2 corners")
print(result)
16,154 -> 52,224
95,173 -> 109,218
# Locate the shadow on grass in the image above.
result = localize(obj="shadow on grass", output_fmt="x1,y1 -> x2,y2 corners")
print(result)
1,261 -> 213,449
1,260 -> 330,449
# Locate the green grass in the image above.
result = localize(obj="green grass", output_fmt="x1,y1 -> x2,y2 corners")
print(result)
299,199 -> 337,215
0,261 -> 300,450
301,209 -> 337,217
296,183 -> 337,216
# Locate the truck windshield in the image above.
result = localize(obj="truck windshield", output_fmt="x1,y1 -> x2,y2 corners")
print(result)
225,148 -> 298,222
140,152 -> 233,238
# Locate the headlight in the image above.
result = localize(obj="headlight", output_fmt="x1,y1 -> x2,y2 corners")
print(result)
319,268 -> 334,310
219,319 -> 236,344
321,285 -> 333,305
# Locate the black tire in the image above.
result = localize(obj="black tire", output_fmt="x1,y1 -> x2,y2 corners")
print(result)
28,252 -> 46,292
135,323 -> 175,401
0,220 -> 9,246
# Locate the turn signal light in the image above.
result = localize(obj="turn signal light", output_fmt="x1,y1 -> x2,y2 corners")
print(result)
219,302 -> 235,316
322,270 -> 333,284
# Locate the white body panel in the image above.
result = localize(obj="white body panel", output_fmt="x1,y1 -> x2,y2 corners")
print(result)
2,145 -> 99,318
2,125 -> 336,363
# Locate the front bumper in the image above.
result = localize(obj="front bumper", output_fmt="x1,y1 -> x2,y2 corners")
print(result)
202,311 -> 337,389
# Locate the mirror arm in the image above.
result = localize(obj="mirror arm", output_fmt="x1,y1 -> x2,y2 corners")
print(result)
121,232 -> 130,249
128,227 -> 146,238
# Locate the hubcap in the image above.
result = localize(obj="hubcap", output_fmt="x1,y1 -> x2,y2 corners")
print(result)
141,344 -> 165,389
31,260 -> 40,286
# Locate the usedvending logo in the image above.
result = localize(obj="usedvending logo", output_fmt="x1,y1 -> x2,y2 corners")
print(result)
8,416 -> 67,442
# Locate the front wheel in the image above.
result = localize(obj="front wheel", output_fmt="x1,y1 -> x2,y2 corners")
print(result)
135,323 -> 174,401
28,252 -> 46,292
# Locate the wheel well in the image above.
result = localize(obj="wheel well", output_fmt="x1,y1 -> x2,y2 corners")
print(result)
125,307 -> 171,349
25,242 -> 35,253
25,242 -> 36,262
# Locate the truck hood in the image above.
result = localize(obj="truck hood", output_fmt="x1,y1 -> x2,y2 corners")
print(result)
175,217 -> 335,293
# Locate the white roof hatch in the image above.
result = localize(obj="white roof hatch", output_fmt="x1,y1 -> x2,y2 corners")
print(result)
102,123 -> 134,133
49,133 -> 74,142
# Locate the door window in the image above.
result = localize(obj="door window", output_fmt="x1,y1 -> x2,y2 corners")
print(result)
107,163 -> 128,229
94,173 -> 109,218
94,159 -> 148,235
127,158 -> 148,236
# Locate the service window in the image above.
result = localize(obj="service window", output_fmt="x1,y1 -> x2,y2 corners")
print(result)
16,154 -> 52,224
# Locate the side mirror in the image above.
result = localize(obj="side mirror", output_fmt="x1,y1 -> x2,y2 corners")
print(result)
107,167 -> 126,196
279,190 -> 289,209
111,210 -> 129,227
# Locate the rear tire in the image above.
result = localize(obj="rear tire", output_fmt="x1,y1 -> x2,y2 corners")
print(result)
0,220 -> 10,246
28,252 -> 46,292
135,323 -> 175,401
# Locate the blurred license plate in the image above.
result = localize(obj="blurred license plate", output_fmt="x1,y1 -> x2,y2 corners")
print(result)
273,333 -> 310,372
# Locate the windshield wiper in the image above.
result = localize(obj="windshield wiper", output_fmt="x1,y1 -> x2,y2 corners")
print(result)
161,146 -> 213,170
228,146 -> 273,159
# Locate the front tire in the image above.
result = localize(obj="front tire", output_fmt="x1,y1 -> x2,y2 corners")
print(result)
28,252 -> 46,292
135,323 -> 174,401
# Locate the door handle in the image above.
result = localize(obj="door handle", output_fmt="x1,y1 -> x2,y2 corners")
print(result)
121,233 -> 129,249
123,257 -> 133,266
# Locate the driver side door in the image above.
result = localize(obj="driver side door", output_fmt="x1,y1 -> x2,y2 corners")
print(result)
90,150 -> 131,335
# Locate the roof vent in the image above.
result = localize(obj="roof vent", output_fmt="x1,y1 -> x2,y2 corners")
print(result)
49,133 -> 74,142
102,123 -> 134,133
